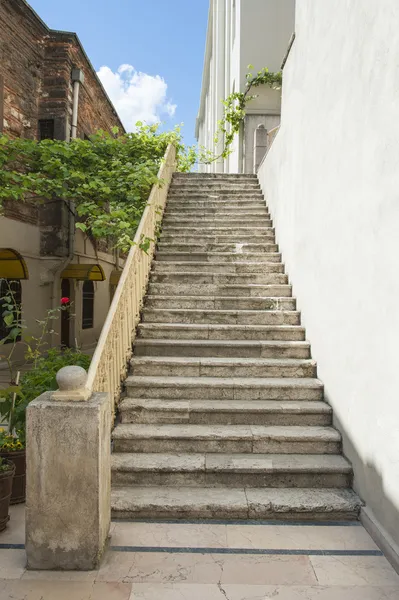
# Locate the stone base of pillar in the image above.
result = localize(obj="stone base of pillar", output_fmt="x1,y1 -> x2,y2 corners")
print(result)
26,392 -> 111,570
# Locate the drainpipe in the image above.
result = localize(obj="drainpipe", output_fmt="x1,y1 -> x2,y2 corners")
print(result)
71,68 -> 85,139
49,68 -> 83,345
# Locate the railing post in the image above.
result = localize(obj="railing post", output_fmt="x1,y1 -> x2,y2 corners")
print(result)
25,366 -> 111,570
253,124 -> 268,173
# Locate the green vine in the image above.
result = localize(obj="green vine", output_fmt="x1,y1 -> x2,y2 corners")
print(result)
203,66 -> 282,164
0,124 -> 197,253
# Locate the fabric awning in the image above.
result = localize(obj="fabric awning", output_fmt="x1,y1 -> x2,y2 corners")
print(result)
110,269 -> 122,286
0,249 -> 29,279
60,263 -> 106,281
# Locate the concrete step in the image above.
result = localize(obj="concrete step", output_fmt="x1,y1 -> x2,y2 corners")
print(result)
147,283 -> 292,297
144,295 -> 296,311
119,398 -> 331,426
112,452 -> 350,488
163,215 -> 273,225
131,357 -> 316,378
111,486 -> 361,520
166,208 -> 269,216
138,323 -> 305,341
169,184 -> 261,192
152,261 -> 284,274
162,226 -> 274,236
155,252 -> 282,263
134,339 -> 308,358
168,192 -> 264,202
125,376 -> 324,401
149,273 -> 288,286
141,308 -> 299,326
173,173 -> 259,180
157,243 -> 279,254
112,424 -> 341,455
160,235 -> 276,245
166,201 -> 267,210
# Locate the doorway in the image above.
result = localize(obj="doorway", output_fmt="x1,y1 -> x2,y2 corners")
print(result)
61,279 -> 71,347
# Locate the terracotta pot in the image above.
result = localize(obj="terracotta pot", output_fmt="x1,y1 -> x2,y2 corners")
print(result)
0,450 -> 26,504
0,461 -> 15,532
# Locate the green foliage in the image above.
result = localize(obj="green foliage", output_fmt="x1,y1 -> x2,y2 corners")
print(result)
0,123 -> 196,252
0,457 -> 14,473
203,66 -> 282,164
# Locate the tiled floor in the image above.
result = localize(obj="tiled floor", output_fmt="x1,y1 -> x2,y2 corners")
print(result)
1,504 -> 399,599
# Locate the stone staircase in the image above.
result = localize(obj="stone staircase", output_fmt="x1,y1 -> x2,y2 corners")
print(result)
111,173 -> 361,520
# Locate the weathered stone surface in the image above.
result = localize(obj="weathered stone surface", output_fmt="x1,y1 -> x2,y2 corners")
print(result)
26,392 -> 111,570
111,173 -> 359,521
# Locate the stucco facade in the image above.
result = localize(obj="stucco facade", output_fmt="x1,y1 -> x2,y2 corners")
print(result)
258,0 -> 399,566
196,0 -> 295,173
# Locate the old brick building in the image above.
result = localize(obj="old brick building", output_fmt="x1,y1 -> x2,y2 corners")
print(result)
0,0 -> 126,359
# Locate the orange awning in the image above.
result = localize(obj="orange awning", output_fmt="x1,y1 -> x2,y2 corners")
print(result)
61,263 -> 106,281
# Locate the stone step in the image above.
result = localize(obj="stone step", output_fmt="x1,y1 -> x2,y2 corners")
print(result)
111,486 -> 361,520
166,208 -> 269,216
163,218 -> 273,227
147,283 -> 292,297
131,356 -> 316,379
141,308 -> 299,326
152,261 -> 284,274
157,243 -> 279,254
162,226 -> 274,236
169,184 -> 261,192
149,273 -> 288,286
112,452 -> 350,488
160,234 -> 276,245
173,173 -> 258,180
168,193 -> 264,200
125,376 -> 324,401
138,323 -> 305,341
119,398 -> 331,426
144,295 -> 295,311
113,423 -> 341,455
157,241 -> 278,252
134,339 -> 308,358
168,190 -> 264,198
155,252 -> 282,263
166,201 -> 267,210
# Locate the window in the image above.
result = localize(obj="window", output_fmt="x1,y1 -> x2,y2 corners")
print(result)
0,279 -> 22,342
38,119 -> 55,141
82,280 -> 94,330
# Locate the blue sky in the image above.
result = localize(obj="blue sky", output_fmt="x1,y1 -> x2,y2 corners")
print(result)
29,0 -> 209,146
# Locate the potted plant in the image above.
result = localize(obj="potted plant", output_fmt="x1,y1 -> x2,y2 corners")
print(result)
0,429 -> 25,504
0,456 -> 15,532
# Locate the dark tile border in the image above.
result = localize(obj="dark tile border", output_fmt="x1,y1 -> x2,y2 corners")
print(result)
110,545 -> 383,557
111,518 -> 362,527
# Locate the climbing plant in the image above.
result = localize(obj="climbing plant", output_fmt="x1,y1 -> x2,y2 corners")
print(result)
202,66 -> 282,164
0,123 -> 196,252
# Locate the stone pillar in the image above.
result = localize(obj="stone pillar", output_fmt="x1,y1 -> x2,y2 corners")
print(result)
253,124 -> 268,173
26,366 -> 111,570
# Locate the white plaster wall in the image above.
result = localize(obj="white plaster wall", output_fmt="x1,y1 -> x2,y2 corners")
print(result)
258,0 -> 399,544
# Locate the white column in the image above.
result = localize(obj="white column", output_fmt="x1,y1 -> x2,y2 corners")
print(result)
224,0 -> 231,173
213,0 -> 226,173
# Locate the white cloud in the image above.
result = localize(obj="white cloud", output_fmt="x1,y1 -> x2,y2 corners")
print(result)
97,64 -> 177,131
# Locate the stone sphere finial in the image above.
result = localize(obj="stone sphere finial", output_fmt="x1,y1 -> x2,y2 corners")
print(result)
52,366 -> 91,401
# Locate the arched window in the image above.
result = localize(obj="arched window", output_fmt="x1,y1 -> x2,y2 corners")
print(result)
0,279 -> 22,343
82,280 -> 94,330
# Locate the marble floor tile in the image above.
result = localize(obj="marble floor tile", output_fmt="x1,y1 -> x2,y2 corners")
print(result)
310,555 -> 399,586
222,584 -> 399,600
225,523 -> 379,551
0,550 -> 26,579
21,569 -> 97,582
0,581 -> 132,600
129,583 -> 226,600
219,554 -> 317,585
96,551 -> 222,584
0,505 -> 25,545
111,521 -> 227,548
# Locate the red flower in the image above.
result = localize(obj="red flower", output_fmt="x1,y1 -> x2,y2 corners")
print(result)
61,297 -> 70,305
